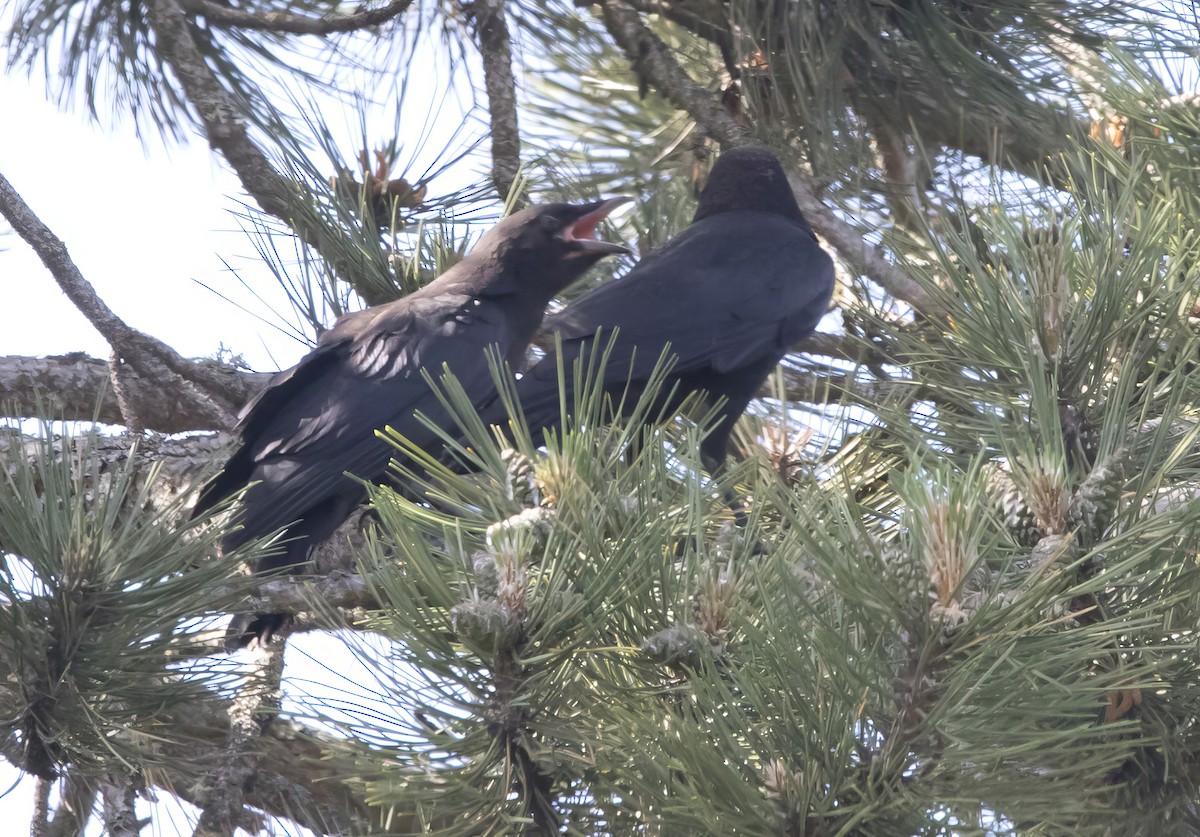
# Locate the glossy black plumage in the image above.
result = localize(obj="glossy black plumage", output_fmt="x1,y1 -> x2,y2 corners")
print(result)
193,198 -> 628,645
508,146 -> 834,473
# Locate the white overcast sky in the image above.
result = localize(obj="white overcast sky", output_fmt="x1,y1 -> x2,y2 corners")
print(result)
0,72 -> 306,369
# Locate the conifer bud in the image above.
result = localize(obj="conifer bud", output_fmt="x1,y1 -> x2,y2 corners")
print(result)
984,462 -> 1042,546
499,447 -> 537,506
472,551 -> 500,598
1027,532 -> 1081,571
696,564 -> 744,646
1068,452 -> 1125,542
450,599 -> 521,651
1012,456 -> 1070,536
485,506 -> 554,557
641,623 -> 714,667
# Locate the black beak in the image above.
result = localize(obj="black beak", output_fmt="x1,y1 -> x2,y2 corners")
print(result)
560,196 -> 633,255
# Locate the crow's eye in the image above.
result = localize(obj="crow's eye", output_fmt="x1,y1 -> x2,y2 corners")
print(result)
538,214 -> 562,232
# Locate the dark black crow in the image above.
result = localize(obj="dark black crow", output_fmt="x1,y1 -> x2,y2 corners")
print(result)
504,146 -> 834,475
194,198 -> 630,645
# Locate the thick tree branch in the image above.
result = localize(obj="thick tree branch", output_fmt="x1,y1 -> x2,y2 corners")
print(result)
597,1 -> 935,312
99,774 -> 140,837
145,0 -> 392,297
180,0 -> 413,34
31,777 -> 51,837
45,773 -> 97,837
865,113 -> 927,235
231,570 -> 374,616
157,701 -> 388,833
193,646 -> 284,836
0,174 -> 238,428
145,0 -> 296,217
600,0 -> 749,148
767,365 -> 923,407
2,342 -> 878,434
792,332 -> 867,362
0,355 -> 271,432
108,349 -> 145,436
469,0 -> 525,203
620,0 -> 734,65
787,177 -> 935,311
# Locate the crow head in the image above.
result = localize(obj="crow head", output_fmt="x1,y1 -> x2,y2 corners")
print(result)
483,197 -> 632,298
693,146 -> 811,235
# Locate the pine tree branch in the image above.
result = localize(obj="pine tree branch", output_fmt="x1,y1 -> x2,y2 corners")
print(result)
599,0 -> 749,148
193,647 -> 284,836
31,777 -> 51,837
0,354 -> 270,432
787,180 -> 935,312
864,113 -> 927,235
45,773 -> 97,837
144,0 -> 387,296
615,2 -> 1088,187
224,571 -> 376,626
792,332 -> 856,360
99,774 -> 141,837
596,1 -> 935,312
108,349 -> 145,436
145,0 -> 295,214
768,366 -> 922,407
469,0 -> 525,203
157,702 -> 382,832
844,52 -> 1086,187
179,0 -> 413,34
619,0 -> 733,65
0,174 -> 239,429
2,348 -> 888,434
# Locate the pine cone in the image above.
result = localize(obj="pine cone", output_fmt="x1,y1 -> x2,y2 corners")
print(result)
641,624 -> 715,667
1068,452 -> 1125,542
985,463 -> 1042,546
500,447 -> 537,506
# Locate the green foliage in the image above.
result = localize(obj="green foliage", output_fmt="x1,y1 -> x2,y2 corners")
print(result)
286,343 -> 1200,833
0,427 -> 253,780
3,0 -> 309,140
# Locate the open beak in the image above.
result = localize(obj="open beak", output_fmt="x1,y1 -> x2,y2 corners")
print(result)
561,196 -> 633,255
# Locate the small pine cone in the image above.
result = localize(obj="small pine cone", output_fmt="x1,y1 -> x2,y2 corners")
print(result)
500,448 -> 537,506
485,506 -> 555,556
641,624 -> 715,668
1026,532 -> 1081,571
472,551 -> 500,598
985,463 -> 1042,546
884,542 -> 925,603
450,599 -> 520,651
1068,452 -> 1125,542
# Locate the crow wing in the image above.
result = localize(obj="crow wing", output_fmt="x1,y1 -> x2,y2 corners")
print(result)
516,211 -> 833,420
195,293 -> 504,541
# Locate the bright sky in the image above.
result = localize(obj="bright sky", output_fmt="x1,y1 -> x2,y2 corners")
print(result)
0,74 -> 307,370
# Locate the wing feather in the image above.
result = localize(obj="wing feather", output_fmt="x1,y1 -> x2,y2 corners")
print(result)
516,211 -> 833,423
197,293 -> 500,530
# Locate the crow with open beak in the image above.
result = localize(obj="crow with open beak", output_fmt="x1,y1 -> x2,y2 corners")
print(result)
194,198 -> 631,647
